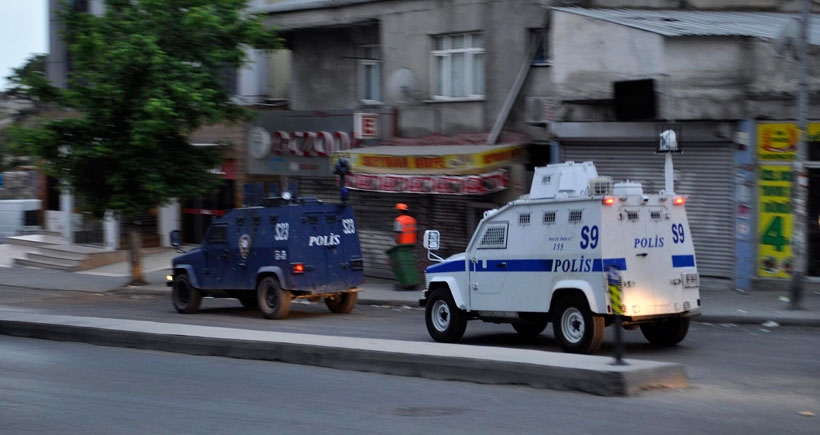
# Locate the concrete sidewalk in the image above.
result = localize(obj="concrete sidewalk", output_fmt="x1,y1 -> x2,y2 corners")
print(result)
2,246 -> 819,326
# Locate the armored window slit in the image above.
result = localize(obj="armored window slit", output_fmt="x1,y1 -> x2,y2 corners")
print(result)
479,223 -> 508,249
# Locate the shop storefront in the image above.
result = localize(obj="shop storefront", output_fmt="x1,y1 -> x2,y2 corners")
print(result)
753,122 -> 820,282
330,140 -> 528,279
246,109 -> 530,279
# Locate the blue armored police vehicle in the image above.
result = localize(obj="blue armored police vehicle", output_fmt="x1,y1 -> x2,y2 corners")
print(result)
167,169 -> 363,319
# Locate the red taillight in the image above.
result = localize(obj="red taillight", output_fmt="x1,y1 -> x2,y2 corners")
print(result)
292,263 -> 305,274
673,196 -> 686,206
602,196 -> 616,206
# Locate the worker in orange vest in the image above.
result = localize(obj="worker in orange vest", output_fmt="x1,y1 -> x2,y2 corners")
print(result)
393,203 -> 417,245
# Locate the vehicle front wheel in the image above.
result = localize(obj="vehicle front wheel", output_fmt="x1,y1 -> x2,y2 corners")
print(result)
172,274 -> 201,314
425,288 -> 467,343
325,292 -> 358,314
640,317 -> 690,347
552,294 -> 605,354
257,276 -> 291,319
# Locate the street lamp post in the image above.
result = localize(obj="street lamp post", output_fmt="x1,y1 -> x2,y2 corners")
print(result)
791,0 -> 811,309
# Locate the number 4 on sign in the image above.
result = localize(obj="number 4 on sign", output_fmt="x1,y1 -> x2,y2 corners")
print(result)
760,216 -> 789,252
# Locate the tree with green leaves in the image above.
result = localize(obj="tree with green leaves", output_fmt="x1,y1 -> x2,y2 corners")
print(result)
2,53 -> 50,171
13,0 -> 281,284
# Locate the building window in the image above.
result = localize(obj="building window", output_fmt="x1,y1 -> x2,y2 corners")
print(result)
358,45 -> 382,103
431,33 -> 484,100
530,28 -> 550,66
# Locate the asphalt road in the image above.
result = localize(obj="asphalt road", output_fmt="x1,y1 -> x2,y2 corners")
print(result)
1,334 -> 817,435
2,286 -> 820,402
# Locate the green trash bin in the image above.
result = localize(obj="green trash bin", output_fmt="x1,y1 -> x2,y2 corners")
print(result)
386,244 -> 420,289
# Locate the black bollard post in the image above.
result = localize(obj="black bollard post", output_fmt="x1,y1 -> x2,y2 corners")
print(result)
607,265 -> 628,366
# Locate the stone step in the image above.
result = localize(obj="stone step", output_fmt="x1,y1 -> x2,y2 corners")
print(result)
3,234 -> 67,249
26,253 -> 84,268
14,257 -> 76,271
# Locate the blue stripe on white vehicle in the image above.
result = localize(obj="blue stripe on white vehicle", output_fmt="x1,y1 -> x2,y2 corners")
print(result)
427,258 -> 629,274
672,254 -> 696,268
427,261 -> 467,274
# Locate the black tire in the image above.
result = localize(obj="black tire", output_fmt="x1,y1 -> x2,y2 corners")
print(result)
172,274 -> 201,314
425,288 -> 467,343
512,316 -> 549,336
552,294 -> 605,354
325,292 -> 358,314
257,276 -> 291,319
640,317 -> 690,347
238,296 -> 258,309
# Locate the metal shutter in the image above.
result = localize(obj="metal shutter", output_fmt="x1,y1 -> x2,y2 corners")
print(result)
562,143 -> 734,279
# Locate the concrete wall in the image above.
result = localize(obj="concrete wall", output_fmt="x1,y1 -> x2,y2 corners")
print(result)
0,172 -> 39,200
551,12 -> 664,120
663,37 -> 752,120
288,26 -> 370,110
0,199 -> 41,239
268,0 -> 550,138
550,9 -> 820,122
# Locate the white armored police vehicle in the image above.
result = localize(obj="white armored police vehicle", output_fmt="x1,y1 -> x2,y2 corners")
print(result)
421,139 -> 700,354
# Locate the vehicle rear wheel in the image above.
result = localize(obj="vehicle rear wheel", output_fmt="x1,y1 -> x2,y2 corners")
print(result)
325,292 -> 358,314
425,288 -> 467,343
552,294 -> 605,354
257,276 -> 291,319
172,274 -> 201,314
512,316 -> 549,336
640,317 -> 690,347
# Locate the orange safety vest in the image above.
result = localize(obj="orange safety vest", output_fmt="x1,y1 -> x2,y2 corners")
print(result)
394,214 -> 418,245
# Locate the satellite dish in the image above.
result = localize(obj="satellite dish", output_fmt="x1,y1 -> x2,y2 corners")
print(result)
386,67 -> 422,104
772,17 -> 800,57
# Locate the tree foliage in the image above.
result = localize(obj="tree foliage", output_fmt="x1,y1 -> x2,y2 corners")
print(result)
2,54 -> 49,170
4,54 -> 57,114
16,0 -> 281,218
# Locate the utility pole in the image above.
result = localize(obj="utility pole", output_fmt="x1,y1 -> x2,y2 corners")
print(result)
791,0 -> 811,310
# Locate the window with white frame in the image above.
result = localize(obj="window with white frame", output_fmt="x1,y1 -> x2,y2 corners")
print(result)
358,45 -> 382,103
431,33 -> 484,99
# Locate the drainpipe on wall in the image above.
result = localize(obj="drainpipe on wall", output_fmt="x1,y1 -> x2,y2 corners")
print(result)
487,10 -> 549,145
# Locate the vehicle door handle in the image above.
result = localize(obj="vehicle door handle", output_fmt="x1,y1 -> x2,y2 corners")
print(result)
636,252 -> 648,257
497,262 -> 507,269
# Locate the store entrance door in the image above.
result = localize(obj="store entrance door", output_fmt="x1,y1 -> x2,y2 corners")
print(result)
807,168 -> 820,277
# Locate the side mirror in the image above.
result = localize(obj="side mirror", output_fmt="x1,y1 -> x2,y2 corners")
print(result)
169,230 -> 182,248
423,230 -> 440,250
423,230 -> 443,262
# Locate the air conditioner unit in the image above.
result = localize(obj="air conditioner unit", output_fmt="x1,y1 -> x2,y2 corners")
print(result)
525,96 -> 553,124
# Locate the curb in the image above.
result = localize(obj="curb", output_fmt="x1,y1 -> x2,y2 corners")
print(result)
0,314 -> 687,396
